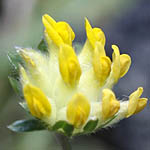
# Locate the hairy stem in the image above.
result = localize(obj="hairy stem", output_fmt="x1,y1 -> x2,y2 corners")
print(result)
55,133 -> 72,150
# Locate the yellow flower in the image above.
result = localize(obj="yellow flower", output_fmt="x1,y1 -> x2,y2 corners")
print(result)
23,84 -> 51,119
16,14 -> 147,136
42,14 -> 75,47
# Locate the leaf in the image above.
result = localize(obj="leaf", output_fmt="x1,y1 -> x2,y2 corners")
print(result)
37,38 -> 48,53
83,119 -> 98,133
19,102 -> 29,112
8,76 -> 22,96
8,53 -> 23,77
52,121 -> 74,137
8,119 -> 46,132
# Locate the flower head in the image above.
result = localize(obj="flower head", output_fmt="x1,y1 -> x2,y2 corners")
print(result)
8,14 -> 148,137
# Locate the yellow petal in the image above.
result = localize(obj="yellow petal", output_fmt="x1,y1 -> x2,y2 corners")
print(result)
95,41 -> 106,57
120,54 -> 131,78
42,14 -> 75,47
127,87 -> 143,118
93,28 -> 105,46
56,21 -> 75,45
93,46 -> 111,86
42,15 -> 63,47
102,89 -> 120,120
111,45 -> 121,83
134,98 -> 148,114
43,14 -> 57,28
23,84 -> 51,119
67,93 -> 90,128
59,44 -> 81,86
85,18 -> 105,48
85,18 -> 94,47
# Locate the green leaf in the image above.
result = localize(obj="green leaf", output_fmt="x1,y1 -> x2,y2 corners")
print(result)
84,119 -> 98,133
52,121 -> 74,137
37,38 -> 48,53
19,102 -> 29,112
8,76 -> 22,96
8,119 -> 46,132
8,52 -> 23,75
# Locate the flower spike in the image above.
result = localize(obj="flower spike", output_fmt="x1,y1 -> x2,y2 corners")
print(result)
8,14 -> 148,137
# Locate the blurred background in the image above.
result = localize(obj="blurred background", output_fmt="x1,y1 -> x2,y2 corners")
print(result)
0,0 -> 150,149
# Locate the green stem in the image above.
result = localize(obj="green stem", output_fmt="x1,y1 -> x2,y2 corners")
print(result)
55,133 -> 72,150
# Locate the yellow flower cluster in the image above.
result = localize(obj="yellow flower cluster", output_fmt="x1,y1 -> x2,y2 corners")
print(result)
18,14 -> 148,134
